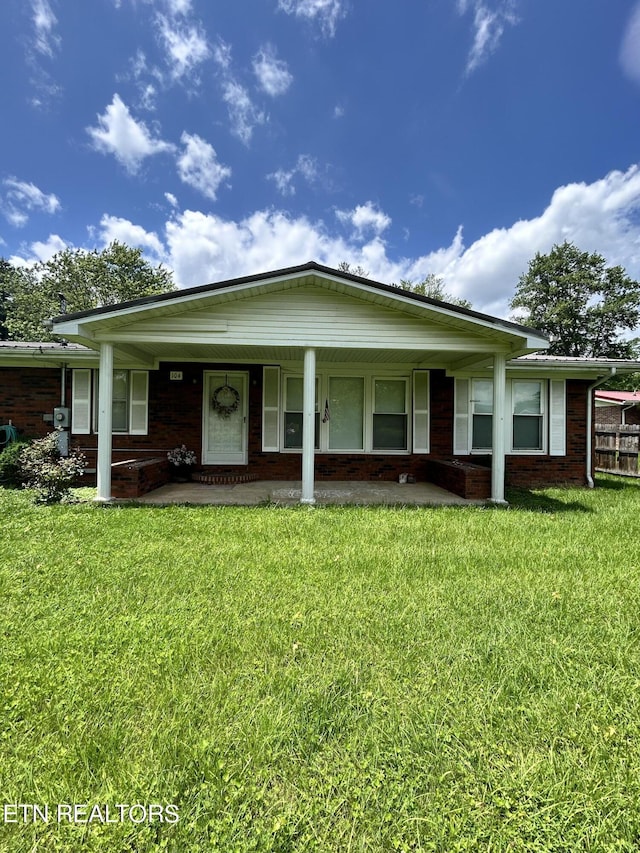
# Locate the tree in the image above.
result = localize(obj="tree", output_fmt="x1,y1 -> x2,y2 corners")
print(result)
0,258 -> 23,340
4,241 -> 175,342
337,261 -> 370,278
510,242 -> 640,358
396,273 -> 472,309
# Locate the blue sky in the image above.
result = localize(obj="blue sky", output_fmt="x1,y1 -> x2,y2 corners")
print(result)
1,0 -> 640,318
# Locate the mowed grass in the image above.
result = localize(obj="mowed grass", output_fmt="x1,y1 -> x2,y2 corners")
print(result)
1,478 -> 640,852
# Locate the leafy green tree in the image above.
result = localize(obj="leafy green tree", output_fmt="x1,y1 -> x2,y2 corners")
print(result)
510,242 -> 640,358
5,241 -> 175,341
0,258 -> 23,340
337,261 -> 370,278
397,273 -> 472,309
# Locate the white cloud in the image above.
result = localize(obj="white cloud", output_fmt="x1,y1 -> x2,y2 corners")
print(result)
336,202 -> 392,237
25,0 -> 62,109
1,177 -> 60,227
212,41 -> 266,145
31,0 -> 60,57
221,81 -> 265,145
213,38 -> 232,71
620,2 -> 640,85
458,1 -> 519,75
9,233 -> 69,266
404,165 -> 640,317
161,166 -> 640,313
86,94 -> 175,174
97,215 -> 166,263
112,0 -> 192,14
165,192 -> 179,208
156,14 -> 210,81
165,208 -> 347,286
125,51 -> 163,111
253,45 -> 293,96
268,155 -> 318,196
278,0 -> 347,37
177,133 -> 231,201
18,166 -> 639,324
164,0 -> 192,15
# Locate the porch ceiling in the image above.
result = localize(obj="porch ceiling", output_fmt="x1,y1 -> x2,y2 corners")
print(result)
107,340 -> 503,369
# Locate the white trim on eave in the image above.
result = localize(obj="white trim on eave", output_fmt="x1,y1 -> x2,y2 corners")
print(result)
51,267 -> 549,351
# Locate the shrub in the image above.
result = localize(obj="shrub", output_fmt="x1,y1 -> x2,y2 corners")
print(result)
20,431 -> 87,504
0,440 -> 30,488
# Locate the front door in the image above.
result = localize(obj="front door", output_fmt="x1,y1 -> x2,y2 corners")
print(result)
203,371 -> 248,465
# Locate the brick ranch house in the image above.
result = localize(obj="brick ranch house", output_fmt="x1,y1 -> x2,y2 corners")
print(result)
2,262 -> 640,503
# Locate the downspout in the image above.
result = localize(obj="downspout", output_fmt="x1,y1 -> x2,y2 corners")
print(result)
621,404 -> 635,427
586,368 -> 616,488
60,363 -> 67,406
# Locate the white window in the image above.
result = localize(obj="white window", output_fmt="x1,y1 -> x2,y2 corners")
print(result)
372,378 -> 408,451
454,377 -> 562,455
512,381 -> 543,451
71,369 -> 149,435
471,379 -> 493,451
276,371 -> 418,454
283,376 -> 319,449
328,376 -> 365,450
111,370 -> 130,432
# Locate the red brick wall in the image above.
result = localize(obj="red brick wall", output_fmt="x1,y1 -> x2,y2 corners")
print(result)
595,404 -> 640,427
0,366 -> 63,439
1,363 -> 595,489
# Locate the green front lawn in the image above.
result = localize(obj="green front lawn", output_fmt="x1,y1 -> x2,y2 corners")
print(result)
1,477 -> 639,851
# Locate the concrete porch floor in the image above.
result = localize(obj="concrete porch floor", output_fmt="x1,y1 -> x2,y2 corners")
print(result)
134,480 -> 484,506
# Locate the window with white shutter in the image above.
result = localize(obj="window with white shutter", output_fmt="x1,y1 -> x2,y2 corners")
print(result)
71,369 -> 92,435
412,370 -> 429,453
262,366 -> 280,451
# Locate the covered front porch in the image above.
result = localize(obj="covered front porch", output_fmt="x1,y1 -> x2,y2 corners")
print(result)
132,479 -> 485,506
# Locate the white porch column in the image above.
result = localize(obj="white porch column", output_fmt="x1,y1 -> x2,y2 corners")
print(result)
491,352 -> 508,505
96,342 -> 114,502
300,347 -> 316,504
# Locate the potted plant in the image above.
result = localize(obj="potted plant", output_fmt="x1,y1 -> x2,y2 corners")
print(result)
167,444 -> 197,482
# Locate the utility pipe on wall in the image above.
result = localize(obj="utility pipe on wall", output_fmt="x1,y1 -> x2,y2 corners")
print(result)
60,363 -> 67,406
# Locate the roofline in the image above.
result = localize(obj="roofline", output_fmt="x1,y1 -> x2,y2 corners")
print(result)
50,260 -> 549,342
513,355 -> 640,370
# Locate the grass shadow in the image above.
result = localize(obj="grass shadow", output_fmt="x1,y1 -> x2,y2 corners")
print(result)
505,487 -> 593,514
592,473 -> 640,491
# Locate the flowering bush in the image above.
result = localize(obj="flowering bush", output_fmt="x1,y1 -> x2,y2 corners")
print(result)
20,431 -> 87,504
167,445 -> 197,467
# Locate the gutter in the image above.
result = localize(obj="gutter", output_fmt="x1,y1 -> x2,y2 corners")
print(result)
586,368 -> 616,488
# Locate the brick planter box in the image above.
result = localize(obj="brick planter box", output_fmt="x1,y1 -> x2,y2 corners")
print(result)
111,457 -> 170,499
427,459 -> 491,500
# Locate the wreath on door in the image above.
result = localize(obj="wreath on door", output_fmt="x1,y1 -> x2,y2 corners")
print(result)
211,384 -> 240,418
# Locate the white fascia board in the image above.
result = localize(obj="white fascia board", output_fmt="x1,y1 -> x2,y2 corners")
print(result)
509,357 -> 640,375
0,345 -> 97,367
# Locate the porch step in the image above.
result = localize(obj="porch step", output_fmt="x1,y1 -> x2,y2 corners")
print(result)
191,471 -> 260,486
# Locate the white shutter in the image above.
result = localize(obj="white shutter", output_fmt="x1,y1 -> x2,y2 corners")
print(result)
71,369 -> 92,435
129,371 -> 149,435
549,379 -> 566,456
412,370 -> 429,453
262,366 -> 280,451
505,381 -> 513,452
453,378 -> 470,455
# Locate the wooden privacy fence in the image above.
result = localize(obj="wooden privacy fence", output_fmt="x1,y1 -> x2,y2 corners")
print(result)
595,424 -> 640,477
